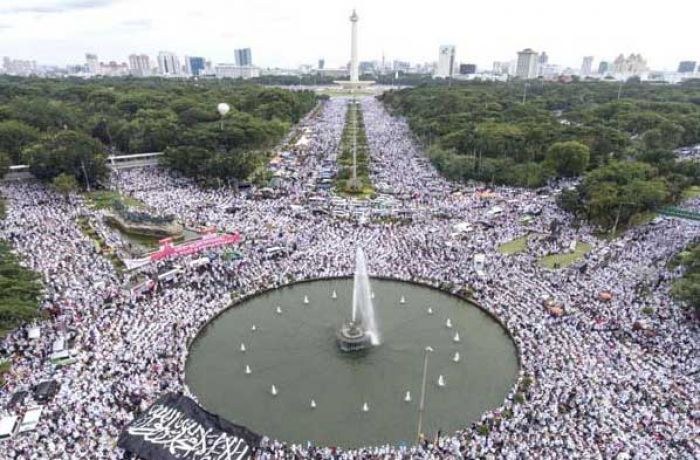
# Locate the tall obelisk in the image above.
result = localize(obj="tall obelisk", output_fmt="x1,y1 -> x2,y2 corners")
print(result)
335,9 -> 374,90
350,9 -> 359,83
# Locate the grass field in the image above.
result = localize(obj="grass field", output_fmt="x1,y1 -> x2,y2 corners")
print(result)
86,191 -> 146,210
682,185 -> 700,200
498,236 -> 529,255
538,241 -> 592,269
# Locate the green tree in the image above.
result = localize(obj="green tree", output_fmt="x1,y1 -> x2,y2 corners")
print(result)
51,173 -> 79,199
24,130 -> 107,188
546,141 -> 590,177
0,152 -> 9,178
0,120 -> 39,164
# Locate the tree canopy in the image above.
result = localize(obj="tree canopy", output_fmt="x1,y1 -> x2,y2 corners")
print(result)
0,76 -> 318,184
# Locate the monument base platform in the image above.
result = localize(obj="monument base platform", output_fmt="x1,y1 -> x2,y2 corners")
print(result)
333,80 -> 376,91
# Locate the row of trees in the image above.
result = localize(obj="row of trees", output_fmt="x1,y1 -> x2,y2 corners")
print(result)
381,80 -> 700,230
0,200 -> 42,335
0,76 -> 318,185
670,242 -> 700,316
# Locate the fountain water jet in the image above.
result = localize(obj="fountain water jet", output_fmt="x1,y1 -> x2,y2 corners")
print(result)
337,247 -> 380,351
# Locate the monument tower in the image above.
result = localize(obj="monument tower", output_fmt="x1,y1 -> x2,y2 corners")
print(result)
335,9 -> 374,91
350,9 -> 359,83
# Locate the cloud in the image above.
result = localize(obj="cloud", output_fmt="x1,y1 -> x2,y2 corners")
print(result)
0,0 -> 116,14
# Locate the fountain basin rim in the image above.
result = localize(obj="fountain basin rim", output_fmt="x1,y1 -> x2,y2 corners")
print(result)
183,275 -> 523,451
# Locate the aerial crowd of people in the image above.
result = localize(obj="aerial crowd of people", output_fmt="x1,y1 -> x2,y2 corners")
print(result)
0,96 -> 698,459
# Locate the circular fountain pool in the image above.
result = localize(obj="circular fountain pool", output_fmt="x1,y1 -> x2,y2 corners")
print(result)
185,278 -> 518,448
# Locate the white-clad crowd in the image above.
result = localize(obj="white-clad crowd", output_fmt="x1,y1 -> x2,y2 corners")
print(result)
0,96 -> 698,459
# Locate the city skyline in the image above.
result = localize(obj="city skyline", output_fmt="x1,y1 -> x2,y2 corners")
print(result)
0,0 -> 697,71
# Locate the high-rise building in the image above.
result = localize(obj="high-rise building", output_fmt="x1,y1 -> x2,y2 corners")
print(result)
459,63 -> 477,75
678,61 -> 697,73
85,53 -> 99,75
157,51 -> 181,76
516,48 -> 539,79
185,56 -> 206,76
580,56 -> 594,76
318,58 -> 325,70
128,54 -> 151,76
598,61 -> 610,74
214,64 -> 260,79
234,48 -> 253,67
435,45 -> 456,78
393,60 -> 411,72
538,52 -> 549,65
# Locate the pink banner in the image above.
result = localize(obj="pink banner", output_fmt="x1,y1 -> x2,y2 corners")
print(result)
149,233 -> 241,261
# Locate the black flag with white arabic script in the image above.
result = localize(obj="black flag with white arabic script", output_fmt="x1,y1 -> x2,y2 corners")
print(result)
117,392 -> 261,460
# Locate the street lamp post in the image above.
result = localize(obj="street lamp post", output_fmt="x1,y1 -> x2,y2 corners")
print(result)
416,345 -> 433,443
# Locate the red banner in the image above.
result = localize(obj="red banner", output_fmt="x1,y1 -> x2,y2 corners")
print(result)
149,233 -> 241,261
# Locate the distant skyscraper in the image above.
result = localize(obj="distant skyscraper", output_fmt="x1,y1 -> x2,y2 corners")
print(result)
598,61 -> 610,74
85,53 -> 99,75
459,64 -> 477,75
538,52 -> 549,65
235,48 -> 253,67
128,54 -> 151,76
678,61 -> 697,73
157,51 -> 181,76
580,56 -> 594,76
516,48 -> 539,79
436,45 -> 456,78
185,56 -> 206,76
318,58 -> 325,70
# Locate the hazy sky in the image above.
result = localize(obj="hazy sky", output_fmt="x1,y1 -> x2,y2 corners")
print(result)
0,0 -> 697,71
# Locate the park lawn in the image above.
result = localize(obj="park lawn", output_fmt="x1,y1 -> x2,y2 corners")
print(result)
682,185 -> 700,200
498,236 -> 529,255
538,241 -> 592,269
86,190 -> 146,210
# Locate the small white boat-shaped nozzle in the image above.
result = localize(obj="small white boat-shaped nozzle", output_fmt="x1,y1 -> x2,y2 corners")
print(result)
240,343 -> 246,352
453,351 -> 461,363
404,391 -> 412,402
427,307 -> 433,315
446,318 -> 453,329
276,306 -> 282,314
362,402 -> 369,412
303,295 -> 309,304
453,332 -> 461,343
331,290 -> 337,299
251,324 -> 257,332
400,296 -> 406,304
271,384 -> 278,396
437,375 -> 446,387
245,365 -> 252,375
310,399 -> 317,409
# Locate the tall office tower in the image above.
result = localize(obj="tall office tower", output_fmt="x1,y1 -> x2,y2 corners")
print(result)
128,54 -> 151,76
435,45 -> 456,78
516,48 -> 539,79
235,48 -> 252,67
581,56 -> 594,76
318,58 -> 325,70
85,53 -> 100,75
598,61 -> 610,74
157,51 -> 181,76
185,56 -> 206,76
678,61 -> 697,73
